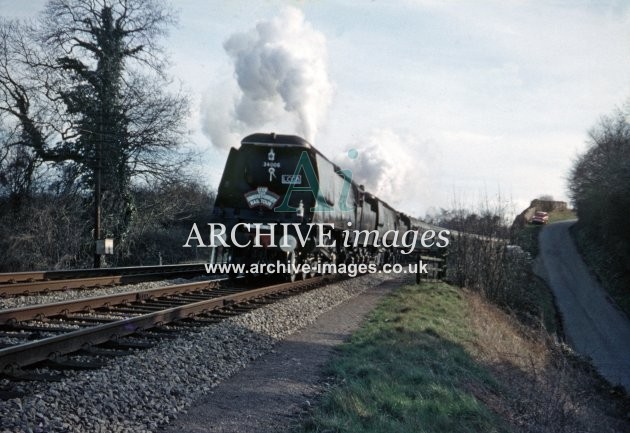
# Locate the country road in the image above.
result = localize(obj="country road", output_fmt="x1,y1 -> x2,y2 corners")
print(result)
534,220 -> 630,392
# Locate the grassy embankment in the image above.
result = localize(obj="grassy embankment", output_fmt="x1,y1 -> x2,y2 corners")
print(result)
572,227 -> 630,317
295,281 -> 628,433
296,209 -> 628,433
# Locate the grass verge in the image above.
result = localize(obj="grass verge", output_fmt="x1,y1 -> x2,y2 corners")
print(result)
572,225 -> 630,317
510,225 -> 558,333
296,281 -> 629,433
512,225 -> 541,257
296,282 -> 506,433
527,276 -> 558,333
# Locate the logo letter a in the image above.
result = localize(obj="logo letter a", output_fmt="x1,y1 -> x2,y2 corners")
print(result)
274,151 -> 333,212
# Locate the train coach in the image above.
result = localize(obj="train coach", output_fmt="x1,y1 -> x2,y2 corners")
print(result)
210,132 -> 443,280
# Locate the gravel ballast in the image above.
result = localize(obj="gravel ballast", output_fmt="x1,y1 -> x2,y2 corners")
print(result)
0,273 -> 397,433
0,276 -> 220,310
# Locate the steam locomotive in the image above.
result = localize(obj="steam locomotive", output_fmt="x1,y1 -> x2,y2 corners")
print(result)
211,133 -> 445,280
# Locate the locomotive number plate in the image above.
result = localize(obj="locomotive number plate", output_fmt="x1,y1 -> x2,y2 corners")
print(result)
281,174 -> 302,185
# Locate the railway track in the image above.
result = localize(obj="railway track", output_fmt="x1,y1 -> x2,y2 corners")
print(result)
0,263 -> 211,297
0,275 -> 329,376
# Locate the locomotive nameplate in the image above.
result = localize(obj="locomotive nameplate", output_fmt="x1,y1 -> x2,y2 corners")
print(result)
244,187 -> 280,209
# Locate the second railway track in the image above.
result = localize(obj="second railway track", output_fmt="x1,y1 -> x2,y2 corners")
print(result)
0,275 -> 330,375
0,263 -> 212,297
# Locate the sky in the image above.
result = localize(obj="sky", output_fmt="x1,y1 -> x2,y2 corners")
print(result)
2,0 -> 629,218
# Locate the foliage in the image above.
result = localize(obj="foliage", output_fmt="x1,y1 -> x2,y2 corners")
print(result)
0,192 -> 91,271
569,111 -> 630,273
427,207 -> 510,239
0,0 -> 190,261
430,204 -> 557,332
0,180 -> 214,271
120,182 -> 216,266
572,225 -> 630,317
568,108 -> 630,300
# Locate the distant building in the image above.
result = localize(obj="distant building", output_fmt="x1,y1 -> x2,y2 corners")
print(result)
529,199 -> 568,213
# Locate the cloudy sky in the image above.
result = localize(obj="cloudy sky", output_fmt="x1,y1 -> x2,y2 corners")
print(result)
3,0 -> 629,217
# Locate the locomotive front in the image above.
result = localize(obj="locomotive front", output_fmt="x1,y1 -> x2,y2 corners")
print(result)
212,133 -> 355,277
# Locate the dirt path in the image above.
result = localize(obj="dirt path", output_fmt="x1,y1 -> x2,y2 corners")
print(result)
158,277 -> 402,433
534,220 -> 630,391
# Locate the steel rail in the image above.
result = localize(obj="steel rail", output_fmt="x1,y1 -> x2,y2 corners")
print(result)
0,276 -> 327,371
0,268 -> 212,297
0,278 -> 226,324
0,263 -> 209,285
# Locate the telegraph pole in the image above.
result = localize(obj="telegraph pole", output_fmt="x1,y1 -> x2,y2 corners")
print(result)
94,135 -> 102,268
94,80 -> 104,269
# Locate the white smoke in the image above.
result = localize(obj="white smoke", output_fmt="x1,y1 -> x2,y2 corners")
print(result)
203,7 -> 332,149
336,129 -> 438,212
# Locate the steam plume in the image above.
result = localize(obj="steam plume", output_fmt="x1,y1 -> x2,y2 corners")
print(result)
203,7 -> 332,149
337,129 -> 436,210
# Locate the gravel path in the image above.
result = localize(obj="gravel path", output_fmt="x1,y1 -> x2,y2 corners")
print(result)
159,276 -> 404,433
0,273 -> 398,433
534,220 -> 630,392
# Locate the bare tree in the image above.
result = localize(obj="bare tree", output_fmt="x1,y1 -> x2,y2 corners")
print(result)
0,20 -> 53,204
0,1 -> 190,265
569,108 -> 630,273
0,123 -> 41,206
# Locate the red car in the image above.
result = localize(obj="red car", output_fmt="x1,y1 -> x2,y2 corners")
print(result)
530,211 -> 549,225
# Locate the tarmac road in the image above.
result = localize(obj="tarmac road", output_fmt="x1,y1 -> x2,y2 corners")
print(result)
534,220 -> 630,392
